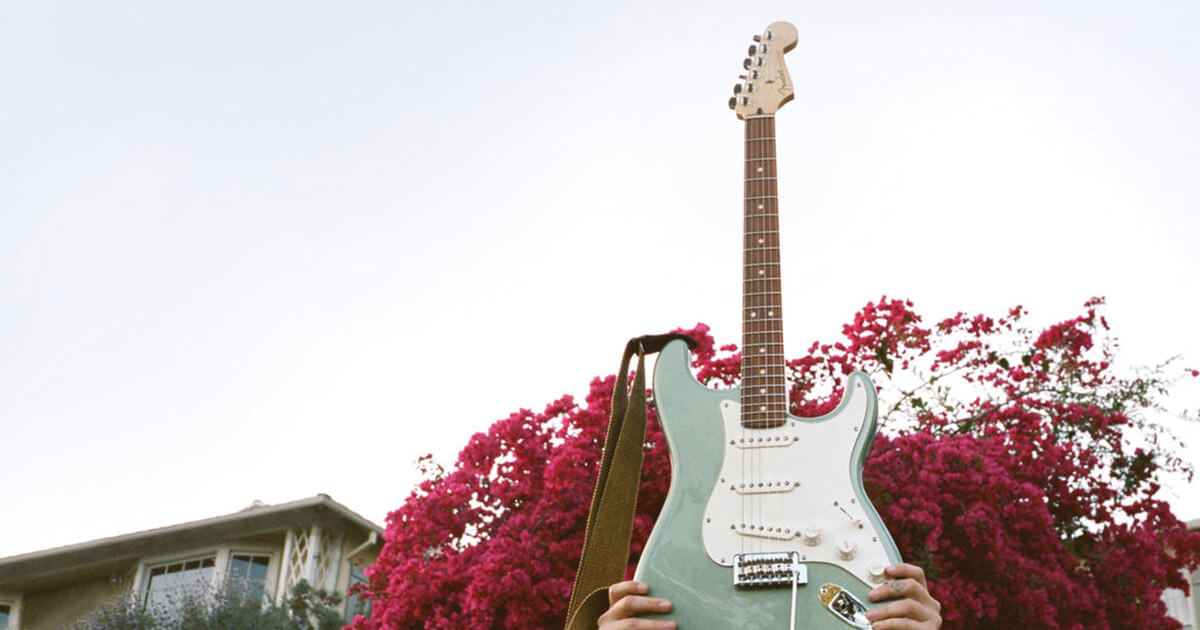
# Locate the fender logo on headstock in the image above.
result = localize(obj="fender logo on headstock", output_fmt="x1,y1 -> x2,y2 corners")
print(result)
774,69 -> 791,95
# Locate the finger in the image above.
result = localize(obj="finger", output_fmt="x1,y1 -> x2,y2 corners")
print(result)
869,619 -> 934,630
868,578 -> 922,602
605,595 -> 673,620
884,563 -> 929,589
603,620 -> 677,630
608,581 -> 648,607
865,599 -> 927,623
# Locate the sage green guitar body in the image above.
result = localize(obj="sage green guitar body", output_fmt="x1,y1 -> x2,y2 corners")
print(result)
633,339 -> 901,629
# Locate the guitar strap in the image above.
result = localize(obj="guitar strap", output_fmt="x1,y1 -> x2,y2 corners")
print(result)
564,333 -> 697,630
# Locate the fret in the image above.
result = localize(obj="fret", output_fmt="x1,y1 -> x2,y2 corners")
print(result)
744,195 -> 778,200
745,177 -> 776,182
745,137 -> 777,142
745,157 -> 777,162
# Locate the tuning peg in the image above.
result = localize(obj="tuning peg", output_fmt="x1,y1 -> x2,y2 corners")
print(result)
765,29 -> 775,40
743,57 -> 752,70
733,84 -> 742,94
740,95 -> 750,105
751,70 -> 760,79
756,57 -> 765,66
752,34 -> 762,42
746,83 -> 756,93
728,96 -> 737,110
760,43 -> 770,53
748,45 -> 757,55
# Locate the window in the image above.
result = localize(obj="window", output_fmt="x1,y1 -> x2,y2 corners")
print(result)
228,553 -> 271,601
0,604 -> 9,630
346,563 -> 372,618
145,556 -> 216,608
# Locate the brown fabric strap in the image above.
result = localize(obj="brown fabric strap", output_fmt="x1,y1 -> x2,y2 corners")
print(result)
565,333 -> 696,630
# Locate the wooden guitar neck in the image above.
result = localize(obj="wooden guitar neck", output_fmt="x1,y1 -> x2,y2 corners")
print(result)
741,115 -> 787,429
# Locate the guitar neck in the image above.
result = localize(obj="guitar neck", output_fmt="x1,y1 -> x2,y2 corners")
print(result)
741,114 -> 787,429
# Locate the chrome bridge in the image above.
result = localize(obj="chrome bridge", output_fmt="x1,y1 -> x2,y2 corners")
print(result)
732,551 -> 806,588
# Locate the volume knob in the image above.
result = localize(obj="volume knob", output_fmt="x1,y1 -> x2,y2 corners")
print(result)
837,540 -> 857,560
801,528 -> 822,546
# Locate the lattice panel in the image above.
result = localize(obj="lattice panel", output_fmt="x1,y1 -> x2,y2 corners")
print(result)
283,527 -> 312,594
313,531 -> 339,590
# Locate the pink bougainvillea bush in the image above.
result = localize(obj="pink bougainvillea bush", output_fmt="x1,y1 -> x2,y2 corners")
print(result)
350,298 -> 1200,629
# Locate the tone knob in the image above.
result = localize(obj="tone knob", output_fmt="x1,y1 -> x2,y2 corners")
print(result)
801,528 -> 822,546
868,566 -> 888,583
837,540 -> 857,560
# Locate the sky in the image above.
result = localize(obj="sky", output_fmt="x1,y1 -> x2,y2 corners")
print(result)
1,1 -> 1198,559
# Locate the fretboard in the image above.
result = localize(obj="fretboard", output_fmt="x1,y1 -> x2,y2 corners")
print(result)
740,115 -> 786,429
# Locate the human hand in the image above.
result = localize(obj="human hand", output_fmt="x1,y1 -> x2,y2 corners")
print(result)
865,563 -> 942,629
597,580 -> 676,630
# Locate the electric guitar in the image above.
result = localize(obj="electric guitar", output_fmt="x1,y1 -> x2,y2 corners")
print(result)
633,22 -> 902,629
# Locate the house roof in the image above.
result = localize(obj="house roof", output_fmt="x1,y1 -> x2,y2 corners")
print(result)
0,494 -> 382,592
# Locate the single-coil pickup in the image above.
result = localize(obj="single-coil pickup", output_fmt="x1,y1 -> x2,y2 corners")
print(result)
728,479 -> 800,495
730,433 -> 799,449
734,522 -> 797,540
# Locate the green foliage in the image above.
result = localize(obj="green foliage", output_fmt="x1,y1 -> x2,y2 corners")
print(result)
74,579 -> 345,630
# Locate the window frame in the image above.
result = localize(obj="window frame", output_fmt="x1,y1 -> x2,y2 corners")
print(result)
134,544 -> 280,608
225,548 -> 280,604
0,593 -> 23,630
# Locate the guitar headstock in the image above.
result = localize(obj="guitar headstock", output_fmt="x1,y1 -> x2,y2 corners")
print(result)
728,21 -> 798,119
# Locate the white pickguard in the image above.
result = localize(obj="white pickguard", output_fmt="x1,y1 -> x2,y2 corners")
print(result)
700,378 -> 892,587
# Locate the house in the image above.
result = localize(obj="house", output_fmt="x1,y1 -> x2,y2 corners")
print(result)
0,495 -> 381,629
1165,517 -> 1200,630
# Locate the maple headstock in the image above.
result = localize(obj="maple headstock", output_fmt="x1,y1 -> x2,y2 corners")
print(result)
728,21 -> 798,119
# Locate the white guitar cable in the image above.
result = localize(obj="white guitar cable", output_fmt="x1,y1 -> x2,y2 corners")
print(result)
789,568 -> 798,630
